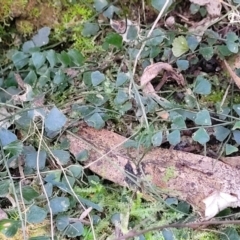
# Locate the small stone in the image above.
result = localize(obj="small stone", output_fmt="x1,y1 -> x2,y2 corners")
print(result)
165,16 -> 175,28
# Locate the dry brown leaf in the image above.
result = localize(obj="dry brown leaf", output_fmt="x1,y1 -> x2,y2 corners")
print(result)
221,156 -> 240,169
67,125 -> 240,218
189,0 -> 222,17
140,62 -> 185,98
156,110 -> 169,120
203,191 -> 238,219
221,59 -> 240,89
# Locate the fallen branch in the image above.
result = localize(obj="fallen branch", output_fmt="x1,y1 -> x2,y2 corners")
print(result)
67,125 -> 240,220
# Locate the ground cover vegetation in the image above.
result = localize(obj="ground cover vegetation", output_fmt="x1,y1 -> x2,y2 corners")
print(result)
1,0 -> 240,239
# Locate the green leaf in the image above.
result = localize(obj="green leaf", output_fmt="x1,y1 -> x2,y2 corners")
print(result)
162,229 -> 174,240
126,25 -> 139,41
105,33 -> 122,48
65,222 -> 84,238
82,22 -> 99,37
194,109 -> 212,126
52,150 -> 70,165
32,52 -> 46,69
85,112 -> 105,129
233,130 -> 240,144
149,46 -> 161,58
190,3 -> 200,14
28,237 -> 51,240
103,5 -> 120,19
186,35 -> 199,51
0,219 -> 20,237
12,51 -> 29,69
77,196 -> 103,211
171,115 -> 186,129
0,129 -> 17,146
22,186 -> 40,201
44,182 -> 53,197
114,90 -> 128,105
176,60 -> 189,71
68,49 -> 84,66
68,165 -> 83,178
91,71 -> 105,86
24,70 -> 37,85
27,205 -> 47,223
222,227 -> 240,240
116,72 -> 129,87
50,197 -> 70,215
53,70 -> 66,85
44,170 -> 62,183
217,45 -> 232,57
214,126 -> 230,141
151,0 -> 172,11
94,0 -> 108,11
233,104 -> 240,116
46,50 -> 58,68
25,150 -> 47,170
32,27 -> 51,47
3,141 -> 23,157
172,36 -> 189,57
58,51 -> 72,67
22,40 -> 35,53
199,46 -> 214,61
226,32 -> 239,53
167,130 -> 181,146
0,180 -> 10,197
225,144 -> 238,155
76,149 -> 89,162
193,75 -> 211,95
233,121 -> 240,130
56,215 -> 69,231
184,94 -> 197,108
192,127 -> 210,145
151,131 -> 163,147
45,107 -> 67,132
146,29 -> 165,46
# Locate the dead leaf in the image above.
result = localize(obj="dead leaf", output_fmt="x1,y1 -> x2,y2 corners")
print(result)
0,107 -> 12,128
189,0 -> 222,17
67,125 -> 240,218
221,156 -> 240,169
156,110 -> 169,120
203,191 -> 238,219
140,62 -> 185,98
110,19 -> 140,43
221,59 -> 240,89
0,208 -> 7,221
79,207 -> 92,221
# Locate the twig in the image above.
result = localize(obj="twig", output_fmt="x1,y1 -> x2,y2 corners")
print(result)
116,219 -> 240,240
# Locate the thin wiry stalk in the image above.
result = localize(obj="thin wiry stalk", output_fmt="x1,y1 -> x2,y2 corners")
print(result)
35,121 -> 54,240
129,0 -> 172,130
41,133 -> 97,240
1,148 -> 26,239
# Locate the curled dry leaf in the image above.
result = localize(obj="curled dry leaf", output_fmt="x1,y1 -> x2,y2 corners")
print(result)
140,62 -> 185,98
67,125 -> 240,219
110,19 -> 140,43
203,191 -> 238,219
189,0 -> 222,17
221,156 -> 240,169
221,58 -> 240,89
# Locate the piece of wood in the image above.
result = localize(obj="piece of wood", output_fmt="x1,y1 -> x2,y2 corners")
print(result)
67,125 -> 240,217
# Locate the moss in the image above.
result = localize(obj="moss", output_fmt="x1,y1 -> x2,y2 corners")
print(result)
53,2 -> 100,54
202,90 -> 224,103
15,20 -> 34,35
163,166 -> 176,182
